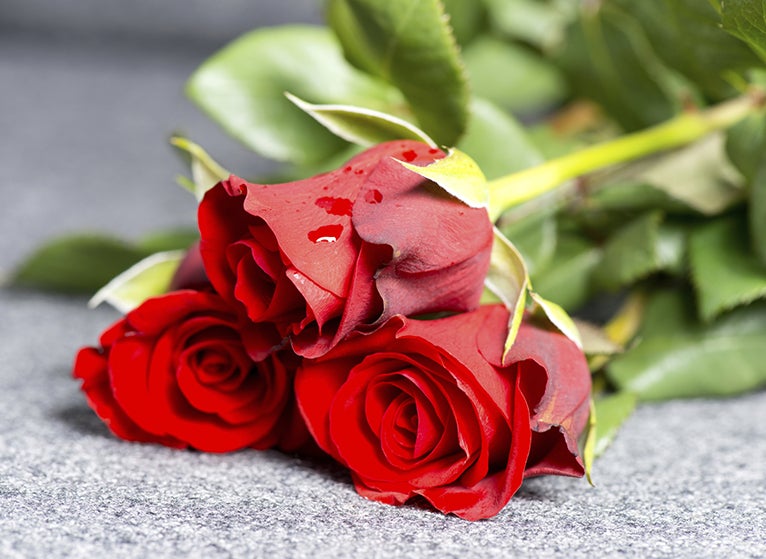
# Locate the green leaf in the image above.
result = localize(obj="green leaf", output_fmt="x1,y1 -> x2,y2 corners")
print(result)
726,112 -> 766,182
9,235 -> 148,294
440,0 -> 486,45
457,97 -> 544,181
397,148 -> 488,208
532,233 -> 601,311
584,181 -> 700,218
483,0 -> 577,50
327,0 -> 469,145
89,251 -> 185,313
499,210 -> 556,275
633,133 -> 744,216
170,136 -> 229,200
461,36 -> 567,115
555,3 -> 691,130
484,228 -> 529,359
720,0 -> 766,63
607,289 -> 766,400
529,290 -> 583,349
285,93 -> 436,147
689,215 -> 766,321
186,26 -> 403,164
616,0 -> 761,101
726,111 -> 766,265
591,391 -> 637,457
592,211 -> 666,291
751,159 -> 766,265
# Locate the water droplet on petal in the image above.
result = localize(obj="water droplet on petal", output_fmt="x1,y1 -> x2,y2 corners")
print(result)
354,169 -> 364,175
365,190 -> 383,204
401,150 -> 418,162
308,224 -> 343,244
428,148 -> 440,155
315,196 -> 353,216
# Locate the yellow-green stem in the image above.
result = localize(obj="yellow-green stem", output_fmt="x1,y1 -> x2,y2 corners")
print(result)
488,92 -> 763,221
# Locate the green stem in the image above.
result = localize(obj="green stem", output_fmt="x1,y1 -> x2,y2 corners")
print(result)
488,91 -> 764,221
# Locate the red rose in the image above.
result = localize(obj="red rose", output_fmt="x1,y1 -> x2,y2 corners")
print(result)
72,290 -> 309,453
198,140 -> 493,359
295,305 -> 591,520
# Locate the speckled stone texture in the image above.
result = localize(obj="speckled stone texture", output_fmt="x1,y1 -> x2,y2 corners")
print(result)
1,7 -> 765,558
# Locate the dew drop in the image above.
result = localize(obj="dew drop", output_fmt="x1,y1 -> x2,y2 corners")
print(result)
354,169 -> 364,175
344,166 -> 352,173
428,148 -> 440,155
315,196 -> 353,216
365,190 -> 383,204
308,224 -> 343,244
401,149 -> 418,162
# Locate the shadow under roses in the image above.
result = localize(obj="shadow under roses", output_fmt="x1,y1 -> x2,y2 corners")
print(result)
55,401 -> 114,440
54,388 -> 558,517
54,398 -> 353,483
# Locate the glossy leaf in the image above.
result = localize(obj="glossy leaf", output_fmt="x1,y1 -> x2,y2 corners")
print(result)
8,235 -> 148,294
689,216 -> 766,321
186,26 -> 402,164
327,0 -> 469,145
607,289 -> 766,400
397,148 -> 488,208
89,251 -> 185,313
720,0 -> 766,63
170,136 -> 229,200
484,228 -> 528,359
457,97 -> 544,180
286,93 -> 436,147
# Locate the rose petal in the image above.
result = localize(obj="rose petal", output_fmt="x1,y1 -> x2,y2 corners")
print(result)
491,322 -> 591,478
352,142 -> 492,319
73,347 -> 184,448
420,369 -> 532,521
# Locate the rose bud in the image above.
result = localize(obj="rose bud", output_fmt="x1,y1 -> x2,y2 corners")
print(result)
72,290 -> 310,453
294,305 -> 591,521
198,140 -> 493,360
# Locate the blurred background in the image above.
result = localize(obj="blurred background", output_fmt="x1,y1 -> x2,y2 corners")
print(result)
0,1 -> 321,273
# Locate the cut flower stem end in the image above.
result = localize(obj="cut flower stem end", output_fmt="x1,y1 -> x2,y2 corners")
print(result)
487,90 -> 766,222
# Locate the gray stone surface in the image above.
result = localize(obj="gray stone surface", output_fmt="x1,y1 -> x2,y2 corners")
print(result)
1,19 -> 765,559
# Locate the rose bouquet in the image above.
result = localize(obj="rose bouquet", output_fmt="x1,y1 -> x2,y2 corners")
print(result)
10,1 -> 766,520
